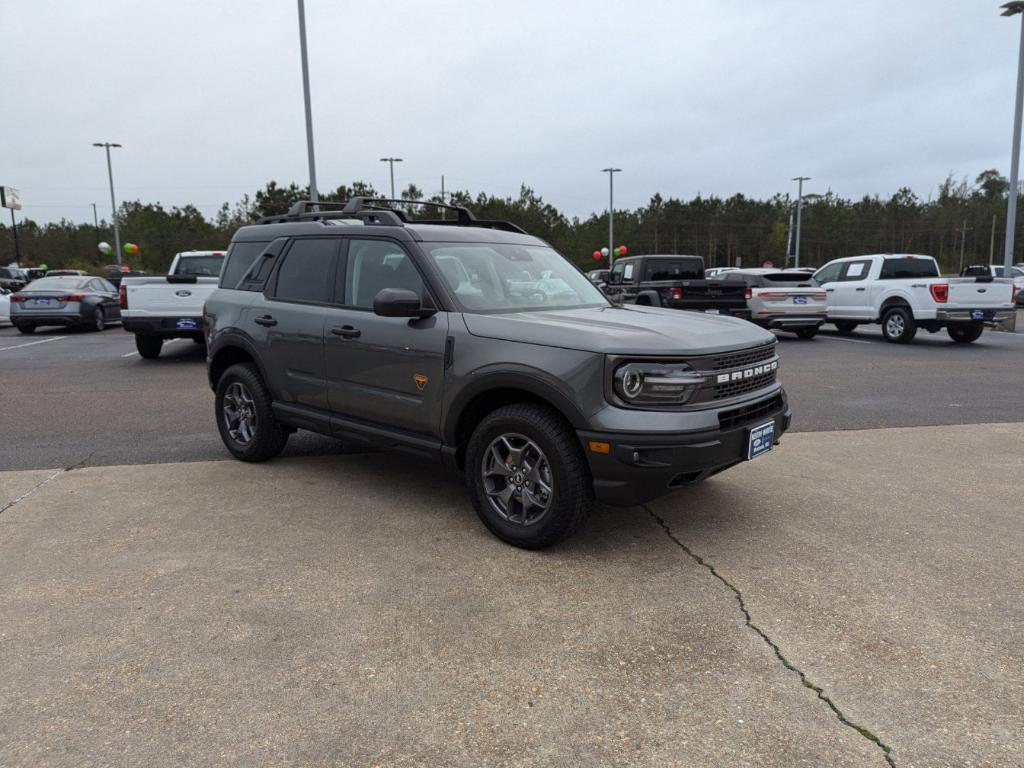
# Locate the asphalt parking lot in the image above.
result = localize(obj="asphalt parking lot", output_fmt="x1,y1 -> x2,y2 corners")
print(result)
1,318 -> 1023,767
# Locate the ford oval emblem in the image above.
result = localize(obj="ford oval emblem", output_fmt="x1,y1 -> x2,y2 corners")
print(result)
175,290 -> 192,297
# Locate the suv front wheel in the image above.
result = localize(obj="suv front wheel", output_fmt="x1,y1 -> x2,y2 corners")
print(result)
465,403 -> 593,549
215,363 -> 289,462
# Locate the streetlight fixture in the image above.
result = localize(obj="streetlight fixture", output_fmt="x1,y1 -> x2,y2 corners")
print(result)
792,176 -> 811,269
297,0 -> 319,205
1001,1 -> 1024,274
602,168 -> 622,268
380,157 -> 403,199
93,142 -> 122,266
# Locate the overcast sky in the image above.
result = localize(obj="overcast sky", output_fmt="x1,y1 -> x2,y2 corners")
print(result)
2,0 -> 1019,225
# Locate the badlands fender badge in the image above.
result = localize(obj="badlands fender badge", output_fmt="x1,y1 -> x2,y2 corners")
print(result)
413,374 -> 428,391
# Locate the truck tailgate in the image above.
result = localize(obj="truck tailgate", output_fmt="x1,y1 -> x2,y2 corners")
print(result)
121,277 -> 220,317
947,278 -> 1014,308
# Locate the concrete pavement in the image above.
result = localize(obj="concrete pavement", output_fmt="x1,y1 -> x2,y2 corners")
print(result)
2,422 -> 1021,766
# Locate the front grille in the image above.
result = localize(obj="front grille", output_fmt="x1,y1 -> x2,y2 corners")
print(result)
710,343 -> 775,371
718,394 -> 784,431
714,369 -> 777,399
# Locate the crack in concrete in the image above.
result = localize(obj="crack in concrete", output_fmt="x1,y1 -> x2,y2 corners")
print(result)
645,505 -> 897,768
0,453 -> 92,518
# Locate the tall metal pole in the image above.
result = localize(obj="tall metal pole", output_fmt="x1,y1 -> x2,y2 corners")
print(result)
94,142 -> 123,267
991,213 -> 997,261
792,176 -> 810,269
380,158 -> 403,199
602,168 -> 621,268
440,175 -> 445,219
1003,7 -> 1024,273
9,208 -> 20,264
297,0 -> 318,204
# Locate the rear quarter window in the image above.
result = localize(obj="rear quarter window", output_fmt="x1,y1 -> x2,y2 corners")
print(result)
220,241 -> 271,289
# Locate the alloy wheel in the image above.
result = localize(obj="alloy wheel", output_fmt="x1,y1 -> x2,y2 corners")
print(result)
886,313 -> 905,338
481,433 -> 553,526
222,381 -> 258,445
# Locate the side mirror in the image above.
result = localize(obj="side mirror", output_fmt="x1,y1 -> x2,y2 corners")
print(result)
373,288 -> 436,318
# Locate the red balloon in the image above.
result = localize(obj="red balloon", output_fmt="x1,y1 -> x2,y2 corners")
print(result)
618,245 -> 628,256
592,250 -> 602,261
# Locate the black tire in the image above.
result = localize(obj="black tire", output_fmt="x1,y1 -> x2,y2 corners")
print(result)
794,326 -> 818,340
16,324 -> 34,334
465,403 -> 593,549
947,323 -> 983,344
833,321 -> 858,335
91,306 -> 105,332
135,334 -> 163,359
214,363 -> 289,462
881,306 -> 917,344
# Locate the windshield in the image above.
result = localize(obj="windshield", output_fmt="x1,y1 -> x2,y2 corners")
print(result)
175,255 -> 224,277
424,243 -> 608,313
22,276 -> 87,291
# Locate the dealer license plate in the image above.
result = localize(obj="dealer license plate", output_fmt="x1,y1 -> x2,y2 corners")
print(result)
970,310 -> 989,321
747,420 -> 775,460
793,296 -> 808,304
176,318 -> 199,330
35,298 -> 51,306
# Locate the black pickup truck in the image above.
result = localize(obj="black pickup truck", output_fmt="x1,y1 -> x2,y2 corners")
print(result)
602,255 -> 750,318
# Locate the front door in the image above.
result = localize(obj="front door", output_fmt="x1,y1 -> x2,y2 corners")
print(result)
325,238 -> 449,438
832,259 -> 873,320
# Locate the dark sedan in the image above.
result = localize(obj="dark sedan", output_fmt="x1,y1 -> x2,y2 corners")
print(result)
10,275 -> 121,334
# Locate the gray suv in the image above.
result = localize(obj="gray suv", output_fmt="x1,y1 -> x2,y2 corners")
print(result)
204,198 -> 790,548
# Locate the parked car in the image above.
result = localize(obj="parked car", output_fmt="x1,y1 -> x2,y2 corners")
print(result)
705,267 -> 739,279
960,264 -> 1024,306
9,275 -> 121,333
814,254 -> 1015,343
0,266 -> 27,292
120,250 -> 226,358
603,255 -> 750,318
104,268 -> 148,289
23,268 -> 47,282
586,268 -> 610,286
723,269 -> 827,338
0,287 -> 11,325
204,198 -> 790,549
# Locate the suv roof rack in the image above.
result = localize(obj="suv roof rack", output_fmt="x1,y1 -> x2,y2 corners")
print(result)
256,197 -> 527,234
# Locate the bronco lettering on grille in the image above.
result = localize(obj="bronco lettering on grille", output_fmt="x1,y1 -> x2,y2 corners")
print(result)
715,360 -> 778,384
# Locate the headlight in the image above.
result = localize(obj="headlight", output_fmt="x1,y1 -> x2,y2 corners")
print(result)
613,361 -> 704,406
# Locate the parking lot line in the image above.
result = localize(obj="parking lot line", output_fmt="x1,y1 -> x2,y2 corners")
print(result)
121,338 -> 188,358
817,335 -> 873,345
0,336 -> 67,352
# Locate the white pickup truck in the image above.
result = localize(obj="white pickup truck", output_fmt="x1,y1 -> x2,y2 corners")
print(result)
813,254 -> 1016,344
120,250 -> 226,358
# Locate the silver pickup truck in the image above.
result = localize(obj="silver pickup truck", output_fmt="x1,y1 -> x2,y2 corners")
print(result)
120,250 -> 226,358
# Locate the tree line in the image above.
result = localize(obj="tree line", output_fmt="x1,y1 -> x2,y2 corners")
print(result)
1,170 -> 1020,275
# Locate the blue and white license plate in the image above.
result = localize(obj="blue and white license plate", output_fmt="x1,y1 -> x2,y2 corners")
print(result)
747,420 -> 775,460
793,296 -> 808,305
970,309 -> 989,321
176,318 -> 199,330
35,298 -> 51,306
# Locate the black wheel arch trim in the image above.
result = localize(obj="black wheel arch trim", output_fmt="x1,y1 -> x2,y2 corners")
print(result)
207,331 -> 270,391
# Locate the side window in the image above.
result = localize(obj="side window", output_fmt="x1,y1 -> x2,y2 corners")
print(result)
99,279 -> 116,293
813,262 -> 842,284
840,260 -> 871,281
220,241 -> 270,289
609,263 -> 625,285
87,279 -> 104,293
345,239 -> 424,310
271,238 -> 338,304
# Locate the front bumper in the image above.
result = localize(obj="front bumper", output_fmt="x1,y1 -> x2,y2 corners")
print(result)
578,391 -> 791,506
935,308 -> 1016,323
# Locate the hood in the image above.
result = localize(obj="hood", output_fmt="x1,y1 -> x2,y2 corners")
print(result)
462,304 -> 775,355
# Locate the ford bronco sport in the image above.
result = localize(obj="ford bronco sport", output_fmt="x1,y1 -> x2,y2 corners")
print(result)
204,198 -> 791,548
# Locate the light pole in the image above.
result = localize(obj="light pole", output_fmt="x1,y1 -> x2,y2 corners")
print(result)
297,0 -> 319,205
792,176 -> 811,268
602,168 -> 621,268
380,158 -> 403,199
90,202 -> 100,259
93,142 -> 122,266
1001,2 -> 1024,274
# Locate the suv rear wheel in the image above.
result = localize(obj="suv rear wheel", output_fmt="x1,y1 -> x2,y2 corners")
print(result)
881,306 -> 917,344
16,324 -> 34,334
465,403 -> 593,549
215,363 -> 289,462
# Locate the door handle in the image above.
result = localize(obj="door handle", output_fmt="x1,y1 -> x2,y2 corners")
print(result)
855,287 -> 866,292
825,288 -> 835,293
331,325 -> 361,339
254,315 -> 277,327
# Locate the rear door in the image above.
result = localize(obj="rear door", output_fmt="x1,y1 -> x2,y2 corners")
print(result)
259,237 -> 340,411
324,237 -> 449,438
